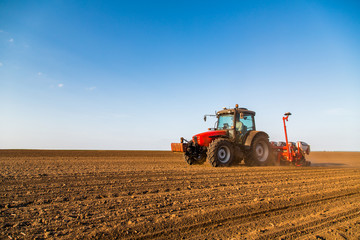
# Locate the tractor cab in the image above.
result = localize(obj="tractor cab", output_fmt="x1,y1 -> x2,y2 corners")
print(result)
216,105 -> 256,141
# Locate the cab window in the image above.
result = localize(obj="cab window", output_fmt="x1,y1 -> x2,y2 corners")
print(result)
236,114 -> 254,132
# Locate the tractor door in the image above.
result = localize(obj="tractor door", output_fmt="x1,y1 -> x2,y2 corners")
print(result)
235,113 -> 255,143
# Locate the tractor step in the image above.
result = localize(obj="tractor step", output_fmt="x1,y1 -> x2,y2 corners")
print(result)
171,143 -> 188,152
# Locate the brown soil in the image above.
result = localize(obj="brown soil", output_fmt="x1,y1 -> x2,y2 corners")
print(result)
1,150 -> 360,239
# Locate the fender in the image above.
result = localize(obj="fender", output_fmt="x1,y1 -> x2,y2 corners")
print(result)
244,131 -> 269,149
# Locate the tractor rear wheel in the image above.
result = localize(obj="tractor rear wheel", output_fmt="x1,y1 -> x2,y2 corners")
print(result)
245,135 -> 273,166
207,138 -> 234,167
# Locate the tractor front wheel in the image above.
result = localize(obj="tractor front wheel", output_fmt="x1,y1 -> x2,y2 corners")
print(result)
245,135 -> 273,166
185,154 -> 206,165
207,138 -> 234,167
184,140 -> 206,165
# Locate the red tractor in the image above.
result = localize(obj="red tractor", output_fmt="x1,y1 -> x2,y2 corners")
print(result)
171,105 -> 310,167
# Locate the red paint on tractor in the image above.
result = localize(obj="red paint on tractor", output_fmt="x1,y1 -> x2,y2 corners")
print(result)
192,130 -> 227,147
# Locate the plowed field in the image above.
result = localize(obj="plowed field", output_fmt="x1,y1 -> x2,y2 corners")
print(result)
1,150 -> 360,239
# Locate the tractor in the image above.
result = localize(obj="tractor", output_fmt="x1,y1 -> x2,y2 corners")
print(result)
171,104 -> 310,167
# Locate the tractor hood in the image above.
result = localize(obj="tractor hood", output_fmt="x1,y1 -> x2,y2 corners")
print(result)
192,130 -> 227,147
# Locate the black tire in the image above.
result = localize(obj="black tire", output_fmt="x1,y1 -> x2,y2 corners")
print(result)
244,135 -> 273,166
185,155 -> 195,165
184,141 -> 206,165
185,154 -> 206,165
207,138 -> 234,167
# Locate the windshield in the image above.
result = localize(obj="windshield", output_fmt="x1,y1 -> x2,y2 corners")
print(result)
217,114 -> 234,130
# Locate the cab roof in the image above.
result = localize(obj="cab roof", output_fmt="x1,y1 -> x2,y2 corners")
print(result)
216,107 -> 256,116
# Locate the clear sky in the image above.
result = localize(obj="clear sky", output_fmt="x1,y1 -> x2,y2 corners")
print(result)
1,0 -> 359,151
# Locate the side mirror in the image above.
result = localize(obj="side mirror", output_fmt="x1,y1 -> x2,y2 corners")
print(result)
284,112 -> 292,116
203,115 -> 207,122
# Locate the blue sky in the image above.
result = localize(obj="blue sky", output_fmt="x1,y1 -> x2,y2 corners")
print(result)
1,0 -> 359,151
